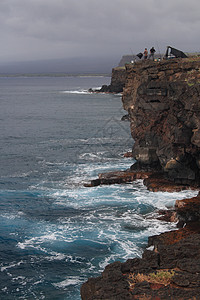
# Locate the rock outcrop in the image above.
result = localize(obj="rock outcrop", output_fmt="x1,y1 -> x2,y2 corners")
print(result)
84,170 -> 197,192
90,67 -> 127,93
122,58 -> 200,186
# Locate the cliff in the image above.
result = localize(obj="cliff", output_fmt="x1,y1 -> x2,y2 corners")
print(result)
90,66 -> 126,93
81,58 -> 200,299
109,67 -> 127,93
123,58 -> 200,186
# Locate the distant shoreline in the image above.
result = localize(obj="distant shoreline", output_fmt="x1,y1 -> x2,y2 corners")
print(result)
0,73 -> 111,78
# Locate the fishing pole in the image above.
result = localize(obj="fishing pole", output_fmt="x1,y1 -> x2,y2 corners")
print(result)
130,48 -> 135,62
156,41 -> 161,59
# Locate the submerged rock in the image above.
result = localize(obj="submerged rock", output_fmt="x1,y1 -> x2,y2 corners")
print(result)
121,114 -> 131,121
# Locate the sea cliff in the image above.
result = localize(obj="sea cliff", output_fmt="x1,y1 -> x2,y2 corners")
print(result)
123,58 -> 200,185
90,67 -> 126,93
81,58 -> 200,299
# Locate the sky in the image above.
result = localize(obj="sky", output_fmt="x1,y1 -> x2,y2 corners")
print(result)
0,0 -> 199,67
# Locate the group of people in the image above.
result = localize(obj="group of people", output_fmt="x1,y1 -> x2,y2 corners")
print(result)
143,47 -> 156,60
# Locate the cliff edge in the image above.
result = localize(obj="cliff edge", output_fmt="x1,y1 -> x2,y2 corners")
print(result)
123,58 -> 200,185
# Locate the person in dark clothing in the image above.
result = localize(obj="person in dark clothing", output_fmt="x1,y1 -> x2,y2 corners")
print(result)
149,47 -> 156,60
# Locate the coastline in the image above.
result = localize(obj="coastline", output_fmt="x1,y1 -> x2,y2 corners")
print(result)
0,72 -> 111,78
81,58 -> 200,299
81,186 -> 200,300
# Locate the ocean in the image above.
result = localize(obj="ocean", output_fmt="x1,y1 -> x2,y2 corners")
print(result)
0,75 -> 198,300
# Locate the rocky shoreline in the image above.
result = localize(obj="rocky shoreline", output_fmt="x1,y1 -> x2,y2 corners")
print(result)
81,194 -> 200,300
81,58 -> 200,299
82,171 -> 199,299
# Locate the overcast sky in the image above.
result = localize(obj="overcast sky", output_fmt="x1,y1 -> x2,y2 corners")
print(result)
0,0 -> 200,64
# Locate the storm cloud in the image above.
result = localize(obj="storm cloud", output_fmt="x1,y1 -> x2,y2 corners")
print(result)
0,0 -> 200,64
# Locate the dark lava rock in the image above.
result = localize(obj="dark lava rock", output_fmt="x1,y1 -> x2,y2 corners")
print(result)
81,218 -> 200,299
122,58 -> 200,186
89,67 -> 126,94
84,170 -> 152,187
81,262 -> 132,300
81,58 -> 200,299
121,114 -> 131,121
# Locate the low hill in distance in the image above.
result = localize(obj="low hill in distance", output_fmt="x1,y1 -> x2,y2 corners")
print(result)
0,56 -> 120,76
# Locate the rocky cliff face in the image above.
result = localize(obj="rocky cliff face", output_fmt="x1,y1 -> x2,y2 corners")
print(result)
97,66 -> 126,93
122,58 -> 200,185
81,58 -> 200,300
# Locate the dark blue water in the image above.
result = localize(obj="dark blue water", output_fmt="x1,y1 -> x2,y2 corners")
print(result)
0,76 -> 197,299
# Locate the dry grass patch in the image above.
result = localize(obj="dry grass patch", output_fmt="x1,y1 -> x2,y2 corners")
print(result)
128,270 -> 175,289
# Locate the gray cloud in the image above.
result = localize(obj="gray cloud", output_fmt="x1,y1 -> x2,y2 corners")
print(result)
0,0 -> 200,64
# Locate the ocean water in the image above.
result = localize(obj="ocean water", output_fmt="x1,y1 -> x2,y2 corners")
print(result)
0,76 -> 198,300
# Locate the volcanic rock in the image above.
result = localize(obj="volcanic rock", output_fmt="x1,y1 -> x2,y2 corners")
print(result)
89,67 -> 127,93
122,58 -> 200,186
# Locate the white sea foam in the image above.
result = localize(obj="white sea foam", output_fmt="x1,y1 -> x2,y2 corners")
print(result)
14,159 -> 199,285
60,86 -> 122,96
53,276 -> 83,288
45,252 -> 66,261
17,233 -> 58,250
79,152 -> 107,160
0,211 -> 25,220
1,261 -> 24,272
12,276 -> 26,281
64,255 -> 83,264
17,229 -> 75,253
99,254 -> 116,269
33,279 -> 43,286
0,171 -> 32,178
60,90 -> 92,95
52,178 -> 198,212
146,245 -> 154,251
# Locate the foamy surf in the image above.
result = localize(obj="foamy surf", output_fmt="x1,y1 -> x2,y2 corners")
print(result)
53,276 -> 84,288
60,90 -> 92,95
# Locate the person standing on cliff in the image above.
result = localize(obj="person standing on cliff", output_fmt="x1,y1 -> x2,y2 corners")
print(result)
149,47 -> 156,60
143,48 -> 148,60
